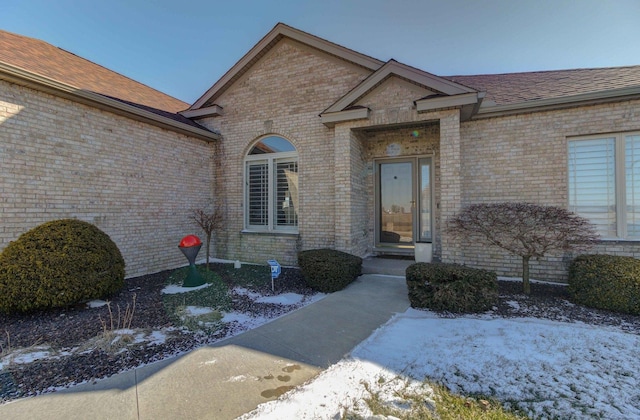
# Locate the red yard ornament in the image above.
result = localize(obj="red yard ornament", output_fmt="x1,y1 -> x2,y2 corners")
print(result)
178,235 -> 204,287
179,234 -> 202,248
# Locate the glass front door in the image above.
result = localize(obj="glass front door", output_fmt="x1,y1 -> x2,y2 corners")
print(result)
377,157 -> 432,248
379,161 -> 414,245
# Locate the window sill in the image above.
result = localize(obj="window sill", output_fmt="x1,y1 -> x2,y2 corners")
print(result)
596,238 -> 640,244
241,229 -> 299,237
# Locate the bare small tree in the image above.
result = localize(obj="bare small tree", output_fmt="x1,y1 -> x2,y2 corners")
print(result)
192,206 -> 224,270
447,202 -> 599,294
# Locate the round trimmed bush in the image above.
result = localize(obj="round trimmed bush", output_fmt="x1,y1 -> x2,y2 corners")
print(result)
0,219 -> 125,313
406,263 -> 497,313
298,248 -> 362,293
569,254 -> 640,315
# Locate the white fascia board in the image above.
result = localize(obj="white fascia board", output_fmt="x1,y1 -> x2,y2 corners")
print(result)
415,92 -> 481,112
320,107 -> 370,127
0,62 -> 220,142
476,86 -> 640,119
180,105 -> 224,119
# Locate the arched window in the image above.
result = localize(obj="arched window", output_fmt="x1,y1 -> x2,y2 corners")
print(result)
244,136 -> 298,232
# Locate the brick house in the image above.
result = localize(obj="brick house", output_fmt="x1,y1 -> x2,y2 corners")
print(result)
2,23 -> 640,281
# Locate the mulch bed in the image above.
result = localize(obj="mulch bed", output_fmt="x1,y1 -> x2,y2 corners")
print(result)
0,265 -> 313,403
1,272 -> 639,404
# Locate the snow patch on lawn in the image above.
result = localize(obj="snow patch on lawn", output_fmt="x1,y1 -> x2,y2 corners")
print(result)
354,310 -> 640,419
255,293 -> 304,305
161,283 -> 212,294
143,330 -> 169,346
240,358 -> 431,419
182,306 -> 214,316
86,300 -> 108,308
0,346 -> 73,369
242,309 -> 640,420
233,287 -> 262,299
234,288 -> 326,306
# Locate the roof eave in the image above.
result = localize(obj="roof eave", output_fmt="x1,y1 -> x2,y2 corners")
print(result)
320,107 -> 370,128
415,92 -> 485,121
0,61 -> 220,142
475,86 -> 640,119
180,105 -> 224,119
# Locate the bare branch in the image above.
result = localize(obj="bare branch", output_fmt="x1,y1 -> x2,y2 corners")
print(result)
446,202 -> 599,294
192,205 -> 224,270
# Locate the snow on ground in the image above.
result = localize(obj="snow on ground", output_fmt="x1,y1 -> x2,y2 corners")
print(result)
182,306 -> 214,316
242,309 -> 640,420
221,292 -> 325,331
161,283 -> 212,294
86,300 -> 108,308
239,358 -> 431,420
0,346 -> 75,370
233,287 -> 263,300
233,287 -> 326,307
255,293 -> 304,305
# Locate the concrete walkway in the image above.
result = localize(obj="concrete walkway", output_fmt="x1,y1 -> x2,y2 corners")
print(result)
0,273 -> 410,420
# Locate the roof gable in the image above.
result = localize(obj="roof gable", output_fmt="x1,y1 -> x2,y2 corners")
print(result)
187,23 -> 385,112
320,60 -> 483,126
323,59 -> 476,114
353,76 -> 438,109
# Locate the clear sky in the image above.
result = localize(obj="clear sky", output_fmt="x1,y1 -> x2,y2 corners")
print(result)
3,0 -> 639,104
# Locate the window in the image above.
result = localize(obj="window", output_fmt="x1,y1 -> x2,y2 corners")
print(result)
568,132 -> 640,239
245,136 -> 298,232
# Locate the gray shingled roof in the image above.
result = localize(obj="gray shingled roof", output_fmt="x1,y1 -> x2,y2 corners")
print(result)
444,66 -> 640,106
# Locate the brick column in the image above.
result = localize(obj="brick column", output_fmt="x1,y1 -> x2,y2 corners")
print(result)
334,124 -> 352,253
439,110 -> 463,264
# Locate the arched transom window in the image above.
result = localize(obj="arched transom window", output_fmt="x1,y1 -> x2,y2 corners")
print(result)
244,136 -> 298,232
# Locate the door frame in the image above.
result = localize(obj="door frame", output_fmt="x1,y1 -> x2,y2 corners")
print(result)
374,155 -> 433,251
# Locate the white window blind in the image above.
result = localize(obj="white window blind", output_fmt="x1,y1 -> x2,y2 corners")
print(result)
568,132 -> 640,240
626,135 -> 640,237
247,161 -> 268,227
275,161 -> 298,228
568,138 -> 616,238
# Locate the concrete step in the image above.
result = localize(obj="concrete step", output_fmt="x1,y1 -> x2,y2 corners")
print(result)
362,256 -> 414,277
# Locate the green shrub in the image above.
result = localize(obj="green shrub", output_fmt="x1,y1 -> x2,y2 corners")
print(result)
0,219 -> 125,313
569,254 -> 640,315
298,248 -> 362,293
406,263 -> 498,313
